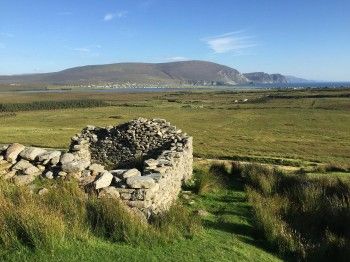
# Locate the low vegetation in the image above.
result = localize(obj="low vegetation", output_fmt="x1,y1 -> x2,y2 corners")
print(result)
0,179 -> 201,255
0,88 -> 349,165
0,99 -> 107,112
0,88 -> 349,260
235,163 -> 349,261
191,162 -> 350,261
0,165 -> 281,261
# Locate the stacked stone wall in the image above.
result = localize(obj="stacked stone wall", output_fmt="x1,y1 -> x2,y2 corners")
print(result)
0,118 -> 193,218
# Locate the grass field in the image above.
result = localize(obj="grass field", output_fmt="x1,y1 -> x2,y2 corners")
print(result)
0,163 -> 281,262
0,88 -> 349,261
0,88 -> 349,166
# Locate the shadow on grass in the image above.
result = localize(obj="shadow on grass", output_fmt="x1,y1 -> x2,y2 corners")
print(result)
203,175 -> 281,258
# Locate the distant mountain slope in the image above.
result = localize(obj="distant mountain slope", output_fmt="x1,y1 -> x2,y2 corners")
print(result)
0,61 -> 250,86
243,72 -> 288,84
285,75 -> 314,83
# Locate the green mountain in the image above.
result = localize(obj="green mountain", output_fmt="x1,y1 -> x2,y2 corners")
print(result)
0,61 -> 250,86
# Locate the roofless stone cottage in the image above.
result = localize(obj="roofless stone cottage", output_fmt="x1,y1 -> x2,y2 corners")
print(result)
0,118 -> 193,219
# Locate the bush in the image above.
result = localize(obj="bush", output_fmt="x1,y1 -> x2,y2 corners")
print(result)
240,163 -> 350,261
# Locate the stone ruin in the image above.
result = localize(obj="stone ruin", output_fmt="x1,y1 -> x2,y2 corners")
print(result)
0,118 -> 193,218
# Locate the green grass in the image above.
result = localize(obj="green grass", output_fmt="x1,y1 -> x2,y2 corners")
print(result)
0,165 -> 281,262
0,88 -> 349,261
240,163 -> 350,261
0,89 -> 349,166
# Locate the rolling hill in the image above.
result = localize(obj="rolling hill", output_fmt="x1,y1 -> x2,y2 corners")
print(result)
0,61 -> 250,86
243,72 -> 288,84
0,60 -> 310,87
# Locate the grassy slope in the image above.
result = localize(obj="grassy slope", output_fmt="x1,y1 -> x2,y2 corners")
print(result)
0,89 -> 348,261
0,166 -> 281,262
0,91 -> 349,165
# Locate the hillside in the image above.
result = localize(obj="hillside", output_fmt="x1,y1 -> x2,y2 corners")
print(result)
0,61 -> 250,86
285,75 -> 314,83
243,72 -> 288,84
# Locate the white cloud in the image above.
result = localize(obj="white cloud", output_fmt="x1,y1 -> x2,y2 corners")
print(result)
203,31 -> 257,54
166,56 -> 190,62
71,45 -> 101,58
104,11 -> 127,21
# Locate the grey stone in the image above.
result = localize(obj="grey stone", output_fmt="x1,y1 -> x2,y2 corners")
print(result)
24,165 -> 41,176
94,171 -> 113,189
79,175 -> 96,187
81,170 -> 92,177
51,156 -> 60,165
13,174 -> 36,186
20,147 -> 47,161
89,163 -> 105,174
3,170 -> 16,180
120,192 -> 132,200
12,159 -> 33,171
37,165 -> 45,172
38,150 -> 61,162
113,176 -> 122,184
122,168 -> 141,179
60,153 -> 75,165
62,159 -> 90,173
44,171 -> 54,179
126,176 -> 155,189
38,188 -> 49,196
58,171 -> 67,177
5,143 -> 25,163
144,159 -> 158,168
195,209 -> 210,217
99,186 -> 120,199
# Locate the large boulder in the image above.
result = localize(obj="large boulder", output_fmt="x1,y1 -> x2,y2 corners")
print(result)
5,143 -> 25,163
20,147 -> 47,161
38,150 -> 61,163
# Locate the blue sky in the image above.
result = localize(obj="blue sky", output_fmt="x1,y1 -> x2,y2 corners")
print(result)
0,0 -> 349,81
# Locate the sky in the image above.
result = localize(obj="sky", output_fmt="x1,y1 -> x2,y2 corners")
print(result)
0,0 -> 349,81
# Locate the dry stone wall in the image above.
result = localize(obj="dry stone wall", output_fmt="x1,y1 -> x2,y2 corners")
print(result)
0,118 -> 193,218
